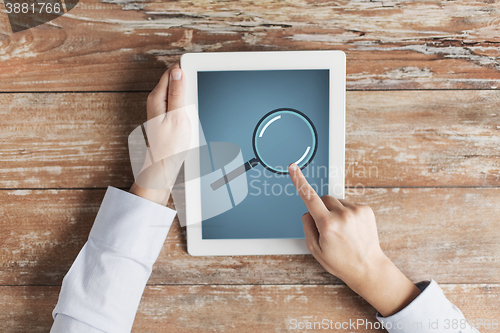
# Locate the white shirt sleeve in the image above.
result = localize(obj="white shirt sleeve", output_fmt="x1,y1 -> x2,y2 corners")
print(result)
376,280 -> 480,333
50,186 -> 176,333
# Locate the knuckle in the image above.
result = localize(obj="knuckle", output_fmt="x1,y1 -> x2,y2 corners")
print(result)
168,86 -> 184,97
338,209 -> 354,221
357,204 -> 373,215
351,205 -> 362,214
306,241 -> 316,253
321,221 -> 336,235
303,188 -> 317,202
315,213 -> 329,225
361,204 -> 373,212
147,91 -> 157,104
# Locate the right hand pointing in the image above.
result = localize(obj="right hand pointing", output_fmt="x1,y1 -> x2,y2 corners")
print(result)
287,163 -> 383,285
288,163 -> 421,317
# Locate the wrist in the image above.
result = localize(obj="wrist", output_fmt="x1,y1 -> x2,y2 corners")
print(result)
344,252 -> 391,295
346,253 -> 421,317
129,182 -> 170,206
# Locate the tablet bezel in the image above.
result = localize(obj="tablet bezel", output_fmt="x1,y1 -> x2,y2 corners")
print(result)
180,50 -> 345,256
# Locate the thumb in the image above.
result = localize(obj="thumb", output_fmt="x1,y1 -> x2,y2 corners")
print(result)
147,65 -> 176,120
167,68 -> 186,112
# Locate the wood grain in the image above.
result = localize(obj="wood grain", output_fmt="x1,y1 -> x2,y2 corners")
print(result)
1,0 -> 500,91
1,284 -> 498,333
1,188 -> 498,286
1,1 -> 499,330
0,92 -> 144,188
1,90 -> 499,188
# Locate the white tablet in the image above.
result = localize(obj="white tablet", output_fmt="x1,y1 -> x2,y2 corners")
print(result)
180,50 -> 345,256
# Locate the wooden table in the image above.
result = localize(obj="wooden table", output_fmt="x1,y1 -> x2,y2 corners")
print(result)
1,1 -> 500,332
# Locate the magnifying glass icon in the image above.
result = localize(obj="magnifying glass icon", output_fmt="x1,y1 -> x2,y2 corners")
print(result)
210,108 -> 318,191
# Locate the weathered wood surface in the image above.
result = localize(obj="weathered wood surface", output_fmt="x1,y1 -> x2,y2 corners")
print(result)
1,284 -> 499,333
1,90 -> 499,189
1,188 -> 499,286
1,0 -> 500,91
1,1 -> 499,331
0,92 -> 143,188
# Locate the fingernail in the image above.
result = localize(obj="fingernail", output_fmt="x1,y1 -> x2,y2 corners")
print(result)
171,69 -> 182,80
289,163 -> 298,171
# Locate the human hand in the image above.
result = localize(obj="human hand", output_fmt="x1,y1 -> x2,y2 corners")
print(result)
287,163 -> 384,285
288,163 -> 421,317
130,62 -> 191,205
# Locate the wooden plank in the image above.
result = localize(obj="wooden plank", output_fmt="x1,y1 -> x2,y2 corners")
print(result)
346,90 -> 500,187
1,188 -> 499,286
1,91 -> 499,188
1,0 -> 500,90
1,284 -> 499,332
0,93 -> 145,188
0,190 -> 101,285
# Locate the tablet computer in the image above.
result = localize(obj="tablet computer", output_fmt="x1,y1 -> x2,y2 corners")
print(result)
180,50 -> 345,256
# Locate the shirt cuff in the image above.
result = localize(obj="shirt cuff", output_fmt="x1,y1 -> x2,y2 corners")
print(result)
376,279 -> 477,333
88,186 -> 177,263
51,186 -> 177,333
51,314 -> 106,333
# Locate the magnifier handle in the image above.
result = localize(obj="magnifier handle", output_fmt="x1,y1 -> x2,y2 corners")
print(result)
210,158 -> 259,191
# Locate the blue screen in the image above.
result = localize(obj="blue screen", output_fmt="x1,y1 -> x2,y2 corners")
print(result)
198,69 -> 329,239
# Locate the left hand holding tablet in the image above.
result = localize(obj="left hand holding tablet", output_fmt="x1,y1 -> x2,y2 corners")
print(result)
130,62 -> 191,205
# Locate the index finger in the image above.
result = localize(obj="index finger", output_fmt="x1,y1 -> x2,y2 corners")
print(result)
288,163 -> 329,222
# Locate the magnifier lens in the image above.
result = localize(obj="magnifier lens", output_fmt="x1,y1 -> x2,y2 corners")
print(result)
254,110 -> 316,173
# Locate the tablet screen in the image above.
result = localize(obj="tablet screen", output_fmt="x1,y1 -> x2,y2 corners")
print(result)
198,69 -> 329,239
